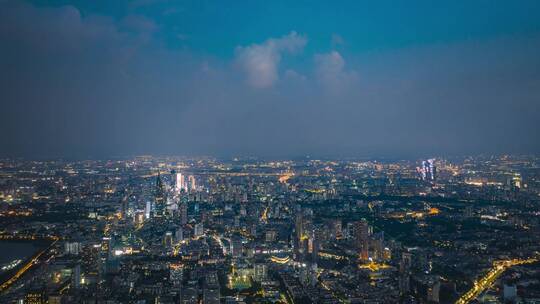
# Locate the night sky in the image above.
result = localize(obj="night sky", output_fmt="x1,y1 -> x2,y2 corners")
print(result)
1,0 -> 540,158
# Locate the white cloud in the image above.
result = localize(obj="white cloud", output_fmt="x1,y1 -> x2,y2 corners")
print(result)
235,31 -> 307,88
284,69 -> 306,82
314,51 -> 358,92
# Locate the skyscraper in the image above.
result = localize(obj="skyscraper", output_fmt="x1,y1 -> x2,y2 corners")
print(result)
294,208 -> 315,263
355,219 -> 370,261
145,201 -> 152,219
188,175 -> 197,191
176,173 -> 187,192
154,173 -> 166,217
72,264 -> 81,289
294,211 -> 307,261
175,226 -> 183,242
417,159 -> 436,181
120,193 -> 128,220
399,252 -> 413,295
179,202 -> 188,225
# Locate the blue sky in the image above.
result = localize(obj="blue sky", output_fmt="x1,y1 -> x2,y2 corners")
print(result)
26,0 -> 540,56
1,0 -> 540,158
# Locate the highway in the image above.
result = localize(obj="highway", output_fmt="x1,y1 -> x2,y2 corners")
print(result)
455,257 -> 538,304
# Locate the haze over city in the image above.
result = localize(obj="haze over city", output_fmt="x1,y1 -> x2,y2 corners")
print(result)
1,1 -> 540,304
2,0 -> 540,158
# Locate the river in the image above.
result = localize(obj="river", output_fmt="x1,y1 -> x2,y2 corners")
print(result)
0,241 -> 45,273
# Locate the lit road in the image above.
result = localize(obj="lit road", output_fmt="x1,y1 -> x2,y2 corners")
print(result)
0,239 -> 58,292
317,270 -> 346,303
455,257 -> 538,304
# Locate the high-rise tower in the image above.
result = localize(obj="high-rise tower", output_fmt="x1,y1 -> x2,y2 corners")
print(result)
154,172 -> 166,217
355,219 -> 370,261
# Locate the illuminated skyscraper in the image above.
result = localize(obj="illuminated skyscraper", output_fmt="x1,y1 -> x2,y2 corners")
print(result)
176,173 -> 187,192
427,159 -> 436,180
188,175 -> 197,192
294,212 -> 306,261
417,159 -> 436,181
294,208 -> 315,263
64,242 -> 81,255
175,226 -> 183,242
145,201 -> 152,219
154,173 -> 166,217
355,219 -> 370,261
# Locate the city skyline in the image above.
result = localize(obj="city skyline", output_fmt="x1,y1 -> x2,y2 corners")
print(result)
1,2 -> 540,303
1,155 -> 540,303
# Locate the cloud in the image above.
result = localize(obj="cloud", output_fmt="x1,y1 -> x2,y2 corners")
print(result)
129,0 -> 167,9
1,2 -> 540,158
119,15 -> 157,44
284,69 -> 306,82
0,2 -> 164,64
331,33 -> 345,47
235,31 -> 307,88
120,15 -> 157,33
314,51 -> 358,92
0,2 -> 121,53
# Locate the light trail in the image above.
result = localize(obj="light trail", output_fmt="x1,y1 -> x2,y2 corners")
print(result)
455,257 -> 538,304
0,239 -> 58,292
211,234 -> 226,255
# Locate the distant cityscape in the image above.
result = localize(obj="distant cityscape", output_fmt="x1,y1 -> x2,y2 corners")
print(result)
1,155 -> 540,303
3,0 -> 540,303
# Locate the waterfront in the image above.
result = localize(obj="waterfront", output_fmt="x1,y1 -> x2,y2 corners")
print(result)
0,241 -> 44,266
0,239 -> 55,294
0,240 -> 48,281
